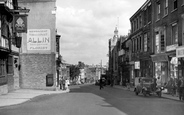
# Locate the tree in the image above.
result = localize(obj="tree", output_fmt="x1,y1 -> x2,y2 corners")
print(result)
69,65 -> 80,80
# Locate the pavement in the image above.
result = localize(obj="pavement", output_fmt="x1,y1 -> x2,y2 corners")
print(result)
0,88 -> 69,108
113,85 -> 181,101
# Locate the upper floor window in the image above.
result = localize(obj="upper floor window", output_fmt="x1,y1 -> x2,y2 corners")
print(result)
132,39 -> 134,53
173,0 -> 178,10
164,0 -> 168,16
140,36 -> 142,52
160,28 -> 166,52
171,23 -> 178,44
156,2 -> 161,20
144,34 -> 148,52
148,5 -> 151,22
144,9 -> 147,25
139,15 -> 142,28
155,31 -> 160,53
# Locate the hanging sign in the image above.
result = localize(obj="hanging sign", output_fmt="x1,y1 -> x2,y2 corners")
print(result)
13,14 -> 27,33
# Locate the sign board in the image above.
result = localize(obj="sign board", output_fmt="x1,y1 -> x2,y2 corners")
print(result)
27,29 -> 51,50
176,46 -> 184,58
135,61 -> 140,69
13,14 -> 27,33
166,44 -> 178,52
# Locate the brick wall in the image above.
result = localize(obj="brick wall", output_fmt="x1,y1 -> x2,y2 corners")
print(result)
20,53 -> 56,90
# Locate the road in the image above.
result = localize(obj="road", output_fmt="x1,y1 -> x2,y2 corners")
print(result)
0,84 -> 184,115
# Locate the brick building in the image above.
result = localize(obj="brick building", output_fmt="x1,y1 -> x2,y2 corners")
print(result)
18,0 -> 57,90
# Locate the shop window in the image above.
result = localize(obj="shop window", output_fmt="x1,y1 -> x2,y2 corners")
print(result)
7,56 -> 13,74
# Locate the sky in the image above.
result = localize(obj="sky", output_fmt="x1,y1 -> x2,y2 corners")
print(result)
56,0 -> 146,65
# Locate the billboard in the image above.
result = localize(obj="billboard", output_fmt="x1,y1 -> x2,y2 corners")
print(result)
27,29 -> 51,51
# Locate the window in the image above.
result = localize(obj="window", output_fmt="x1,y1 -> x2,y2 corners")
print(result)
132,40 -> 134,53
183,0 -> 184,5
148,5 -> 151,22
0,59 -> 6,76
160,28 -> 166,52
139,15 -> 142,28
173,0 -> 178,10
155,32 -> 160,53
156,3 -> 160,20
171,23 -> 178,44
144,34 -> 148,52
140,36 -> 142,52
164,0 -> 168,16
7,56 -> 13,74
144,9 -> 147,25
135,38 -> 137,52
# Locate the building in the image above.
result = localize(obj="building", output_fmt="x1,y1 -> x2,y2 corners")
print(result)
129,0 -> 154,81
18,0 -> 57,90
151,0 -> 184,93
108,27 -> 119,85
0,0 -> 23,95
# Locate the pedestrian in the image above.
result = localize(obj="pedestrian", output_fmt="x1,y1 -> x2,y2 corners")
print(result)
62,78 -> 66,90
59,77 -> 62,90
178,77 -> 184,100
99,78 -> 103,90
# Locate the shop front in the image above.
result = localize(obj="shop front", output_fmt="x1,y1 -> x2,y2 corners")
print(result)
151,53 -> 169,86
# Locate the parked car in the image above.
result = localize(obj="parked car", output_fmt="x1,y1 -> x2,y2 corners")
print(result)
134,77 -> 164,97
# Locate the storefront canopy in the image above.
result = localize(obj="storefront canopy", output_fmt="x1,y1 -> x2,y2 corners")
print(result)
151,54 -> 169,62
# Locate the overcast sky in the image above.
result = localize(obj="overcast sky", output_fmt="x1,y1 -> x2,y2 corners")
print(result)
56,0 -> 146,65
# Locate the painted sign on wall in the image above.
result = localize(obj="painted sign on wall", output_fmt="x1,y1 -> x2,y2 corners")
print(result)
27,29 -> 50,50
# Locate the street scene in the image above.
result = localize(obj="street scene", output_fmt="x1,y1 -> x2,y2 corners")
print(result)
0,84 -> 184,115
1,0 -> 184,115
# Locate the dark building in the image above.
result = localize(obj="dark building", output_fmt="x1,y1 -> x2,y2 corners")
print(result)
129,0 -> 154,80
0,0 -> 20,95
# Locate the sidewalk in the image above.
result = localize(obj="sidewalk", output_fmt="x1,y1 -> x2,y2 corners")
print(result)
113,85 -> 181,101
0,88 -> 69,108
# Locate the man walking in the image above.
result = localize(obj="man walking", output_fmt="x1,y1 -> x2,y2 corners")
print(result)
99,78 -> 103,90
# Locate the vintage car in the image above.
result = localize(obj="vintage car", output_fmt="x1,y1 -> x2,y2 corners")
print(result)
134,77 -> 163,97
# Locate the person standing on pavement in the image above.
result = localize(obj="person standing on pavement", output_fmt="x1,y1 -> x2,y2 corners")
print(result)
178,77 -> 184,100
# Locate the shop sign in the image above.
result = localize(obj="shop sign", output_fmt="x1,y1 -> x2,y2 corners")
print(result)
118,49 -> 125,56
176,46 -> 184,58
166,44 -> 178,52
135,61 -> 140,69
13,14 -> 27,33
27,29 -> 51,51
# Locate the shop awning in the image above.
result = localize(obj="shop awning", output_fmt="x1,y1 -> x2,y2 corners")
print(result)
151,53 -> 169,62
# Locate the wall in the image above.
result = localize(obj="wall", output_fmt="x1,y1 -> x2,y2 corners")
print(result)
18,0 -> 57,90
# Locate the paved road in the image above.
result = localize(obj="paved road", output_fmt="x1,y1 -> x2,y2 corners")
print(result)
0,84 -> 184,115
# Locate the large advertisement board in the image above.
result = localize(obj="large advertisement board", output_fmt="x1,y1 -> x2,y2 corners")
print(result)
27,29 -> 50,51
